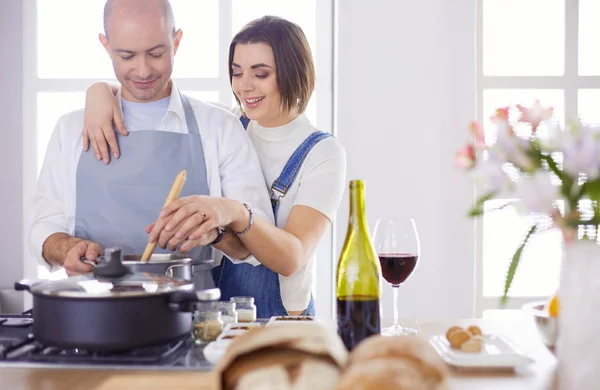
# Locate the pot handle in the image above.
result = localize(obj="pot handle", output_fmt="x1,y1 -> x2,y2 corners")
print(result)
14,279 -> 43,292
165,263 -> 187,278
168,288 -> 221,312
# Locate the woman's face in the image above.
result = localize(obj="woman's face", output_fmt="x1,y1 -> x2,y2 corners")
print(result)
231,42 -> 289,127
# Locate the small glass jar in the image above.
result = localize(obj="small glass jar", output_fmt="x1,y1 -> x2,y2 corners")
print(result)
212,301 -> 238,326
192,310 -> 223,344
230,296 -> 257,322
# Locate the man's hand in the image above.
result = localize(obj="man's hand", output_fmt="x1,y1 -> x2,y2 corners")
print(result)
42,233 -> 103,276
64,240 -> 103,276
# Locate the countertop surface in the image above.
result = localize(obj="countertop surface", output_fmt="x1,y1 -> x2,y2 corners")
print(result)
0,311 -> 557,390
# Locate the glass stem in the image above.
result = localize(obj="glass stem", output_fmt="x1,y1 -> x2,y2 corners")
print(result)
393,286 -> 400,328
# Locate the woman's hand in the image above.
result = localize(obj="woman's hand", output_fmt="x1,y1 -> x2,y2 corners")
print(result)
83,82 -> 127,164
145,221 -> 218,253
146,196 -> 245,252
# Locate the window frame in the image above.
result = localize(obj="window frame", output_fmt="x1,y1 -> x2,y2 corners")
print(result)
475,0 -> 600,313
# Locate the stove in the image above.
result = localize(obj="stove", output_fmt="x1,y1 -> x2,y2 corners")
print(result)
0,313 -> 213,371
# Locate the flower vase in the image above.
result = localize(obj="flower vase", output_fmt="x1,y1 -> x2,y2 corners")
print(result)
558,239 -> 600,390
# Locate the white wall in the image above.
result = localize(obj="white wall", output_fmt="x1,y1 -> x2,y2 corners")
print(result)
335,0 -> 477,319
0,0 -> 25,313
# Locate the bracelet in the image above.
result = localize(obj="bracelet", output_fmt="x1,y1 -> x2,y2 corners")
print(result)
209,227 -> 227,246
235,203 -> 254,235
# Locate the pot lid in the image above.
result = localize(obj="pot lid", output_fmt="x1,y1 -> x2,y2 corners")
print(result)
29,247 -> 193,298
29,272 -> 193,298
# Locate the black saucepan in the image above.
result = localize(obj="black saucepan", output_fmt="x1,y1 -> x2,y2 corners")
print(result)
15,247 -> 219,351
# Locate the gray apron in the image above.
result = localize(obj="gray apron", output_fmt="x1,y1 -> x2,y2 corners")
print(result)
74,93 -> 214,289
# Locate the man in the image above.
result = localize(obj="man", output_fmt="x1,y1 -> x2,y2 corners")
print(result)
29,0 -> 273,283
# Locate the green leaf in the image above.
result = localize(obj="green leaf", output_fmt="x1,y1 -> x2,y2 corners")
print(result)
468,192 -> 496,218
540,154 -> 563,181
500,224 -> 538,307
583,178 -> 600,202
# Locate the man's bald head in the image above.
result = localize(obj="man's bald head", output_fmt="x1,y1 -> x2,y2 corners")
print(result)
99,0 -> 182,102
103,0 -> 176,38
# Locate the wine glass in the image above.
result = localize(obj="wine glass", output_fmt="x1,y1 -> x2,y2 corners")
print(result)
373,218 -> 421,336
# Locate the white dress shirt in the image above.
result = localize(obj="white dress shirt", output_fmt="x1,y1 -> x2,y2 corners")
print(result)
29,84 -> 274,271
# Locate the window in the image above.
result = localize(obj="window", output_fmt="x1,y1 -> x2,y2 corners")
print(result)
477,0 -> 600,311
24,0 -> 335,316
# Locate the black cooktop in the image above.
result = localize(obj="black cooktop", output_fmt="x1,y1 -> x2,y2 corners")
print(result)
0,313 -> 212,370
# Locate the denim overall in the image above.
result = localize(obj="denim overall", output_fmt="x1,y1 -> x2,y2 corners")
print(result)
74,93 -> 214,289
212,117 -> 331,317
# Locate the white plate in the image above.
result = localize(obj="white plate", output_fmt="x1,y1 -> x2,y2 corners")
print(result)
429,334 -> 535,369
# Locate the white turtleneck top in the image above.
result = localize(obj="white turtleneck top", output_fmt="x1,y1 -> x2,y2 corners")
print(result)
228,106 -> 347,312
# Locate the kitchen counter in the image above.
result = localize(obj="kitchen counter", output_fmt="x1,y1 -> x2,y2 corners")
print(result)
0,311 -> 557,390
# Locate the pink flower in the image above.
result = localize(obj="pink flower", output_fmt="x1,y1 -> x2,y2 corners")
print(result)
455,144 -> 476,170
490,107 -> 510,124
517,100 -> 554,133
469,121 -> 486,149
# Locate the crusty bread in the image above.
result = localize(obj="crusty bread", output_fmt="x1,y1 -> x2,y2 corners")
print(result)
214,323 -> 348,390
337,358 -> 430,390
346,335 -> 448,388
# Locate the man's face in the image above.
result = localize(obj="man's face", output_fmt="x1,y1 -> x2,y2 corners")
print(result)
100,11 -> 181,102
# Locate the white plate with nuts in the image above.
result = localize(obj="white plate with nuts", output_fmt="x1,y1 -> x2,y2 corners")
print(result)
428,325 -> 534,369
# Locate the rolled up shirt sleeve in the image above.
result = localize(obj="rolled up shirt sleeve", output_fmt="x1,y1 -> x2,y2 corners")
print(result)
29,114 -> 77,271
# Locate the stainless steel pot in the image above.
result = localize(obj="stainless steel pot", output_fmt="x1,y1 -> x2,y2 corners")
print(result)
15,248 -> 220,351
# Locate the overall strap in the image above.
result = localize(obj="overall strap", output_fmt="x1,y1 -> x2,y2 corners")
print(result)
271,131 -> 332,223
240,115 -> 250,130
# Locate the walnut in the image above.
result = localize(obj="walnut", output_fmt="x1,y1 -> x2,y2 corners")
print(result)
467,325 -> 482,336
460,335 -> 484,353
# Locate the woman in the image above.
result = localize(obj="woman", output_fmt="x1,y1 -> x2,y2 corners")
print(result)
82,16 -> 346,317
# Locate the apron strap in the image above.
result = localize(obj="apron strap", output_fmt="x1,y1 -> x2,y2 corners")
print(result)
271,131 -> 332,223
180,93 -> 200,135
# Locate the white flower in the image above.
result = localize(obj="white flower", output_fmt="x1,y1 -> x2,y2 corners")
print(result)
537,120 -> 562,152
560,124 -> 600,180
470,157 -> 512,194
512,171 -> 559,216
491,124 -> 535,172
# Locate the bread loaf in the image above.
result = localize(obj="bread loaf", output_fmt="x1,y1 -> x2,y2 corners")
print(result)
337,358 -> 429,390
214,323 -> 348,390
340,335 -> 448,390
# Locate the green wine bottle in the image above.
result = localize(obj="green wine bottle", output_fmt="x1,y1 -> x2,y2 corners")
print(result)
336,180 -> 381,350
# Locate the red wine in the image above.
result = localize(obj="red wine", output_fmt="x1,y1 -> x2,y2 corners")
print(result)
379,253 -> 418,286
337,296 -> 380,350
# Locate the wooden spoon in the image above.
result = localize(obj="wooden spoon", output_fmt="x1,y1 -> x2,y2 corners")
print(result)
140,169 -> 187,262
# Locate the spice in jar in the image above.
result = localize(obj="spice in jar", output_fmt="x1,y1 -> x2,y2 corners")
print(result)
193,310 -> 223,344
231,296 -> 257,322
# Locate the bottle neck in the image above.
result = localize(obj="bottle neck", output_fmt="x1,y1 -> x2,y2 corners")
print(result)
349,185 -> 369,231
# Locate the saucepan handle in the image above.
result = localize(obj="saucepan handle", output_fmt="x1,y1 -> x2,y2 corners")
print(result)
14,279 -> 43,292
165,263 -> 187,278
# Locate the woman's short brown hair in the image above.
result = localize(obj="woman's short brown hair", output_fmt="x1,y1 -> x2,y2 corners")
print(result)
228,16 -> 315,115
